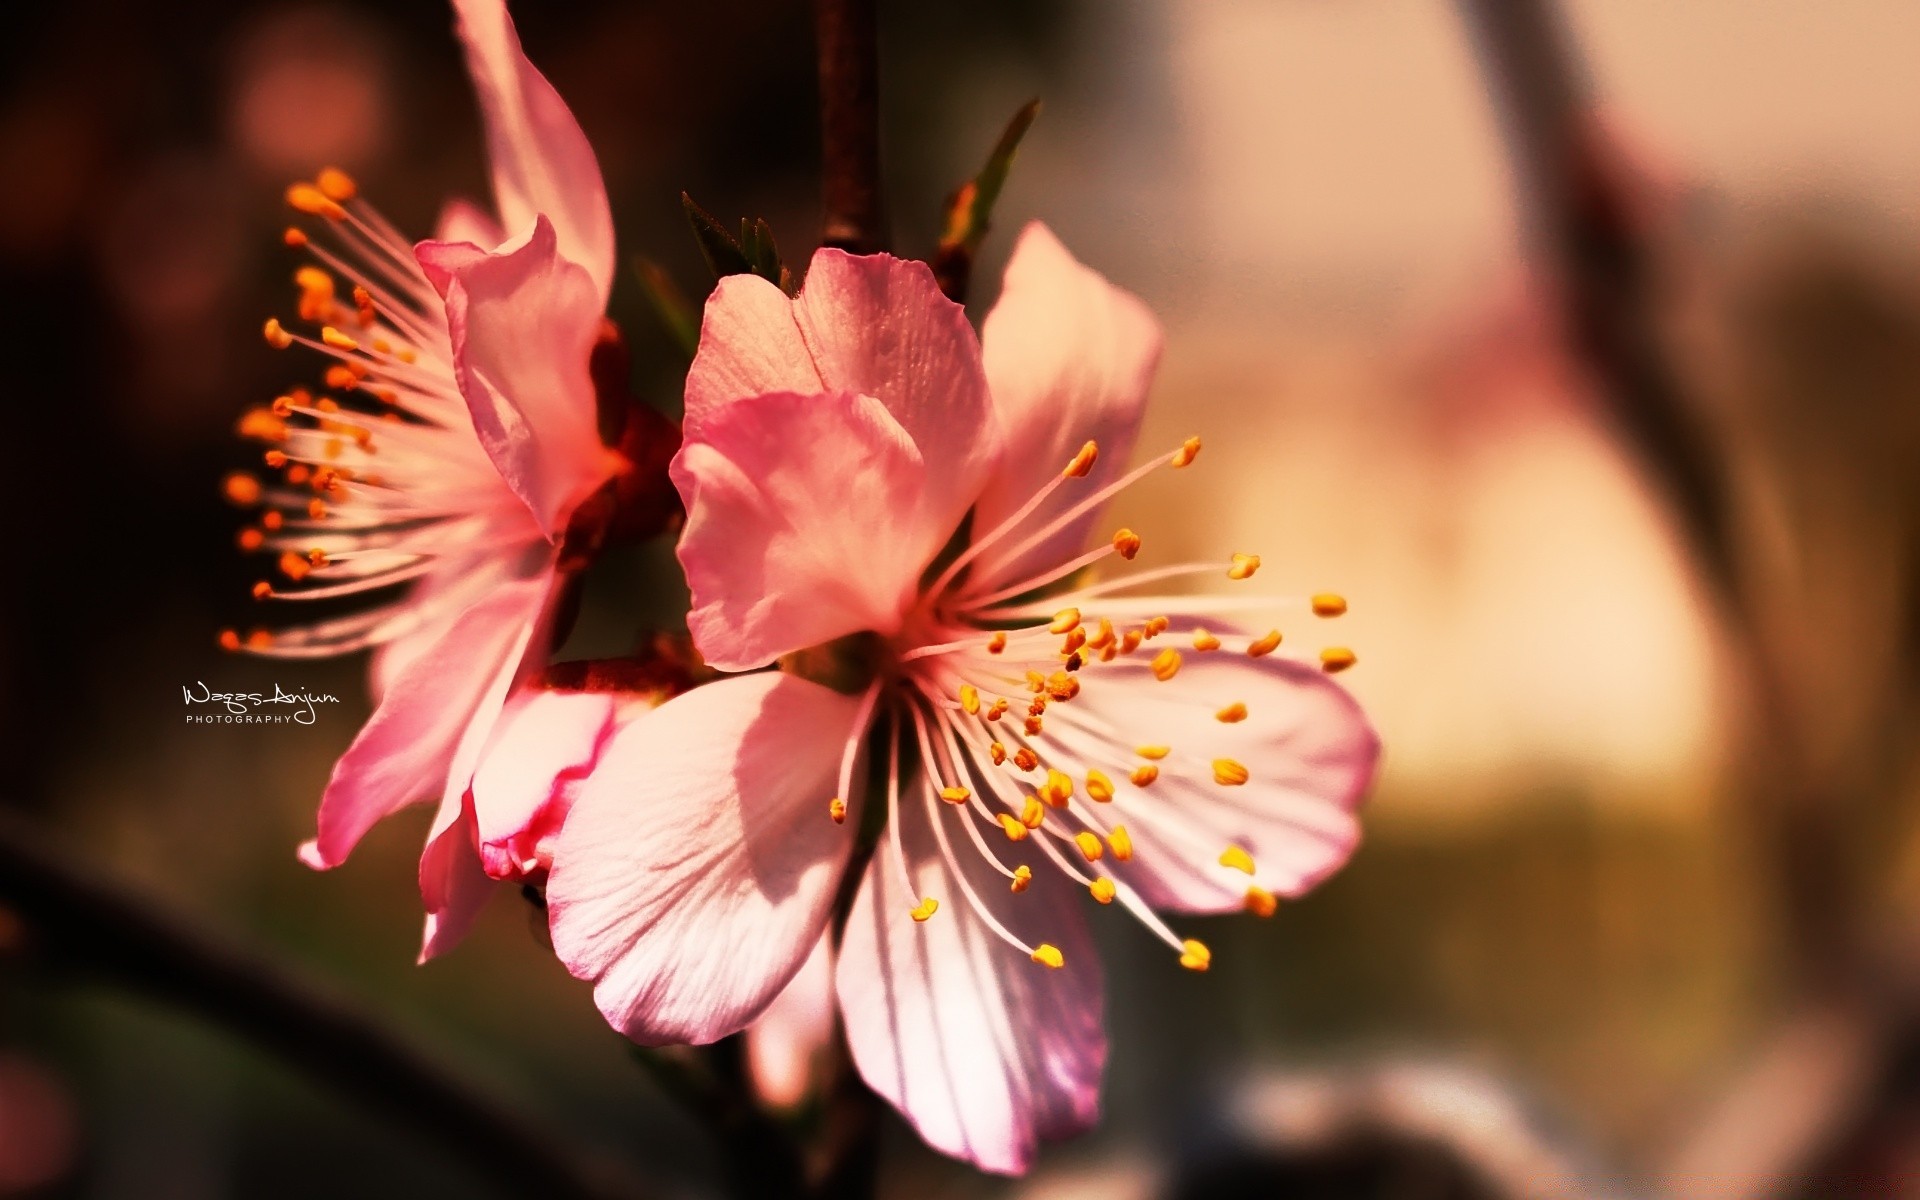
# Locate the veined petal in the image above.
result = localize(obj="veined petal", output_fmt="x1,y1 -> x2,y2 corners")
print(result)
305,573 -> 548,870
837,797 -> 1104,1175
975,222 -> 1162,587
673,390 -> 941,671
1060,637 -> 1379,912
547,673 -> 865,1045
450,0 -> 615,300
684,250 -> 1001,544
418,216 -> 612,541
417,788 -> 494,962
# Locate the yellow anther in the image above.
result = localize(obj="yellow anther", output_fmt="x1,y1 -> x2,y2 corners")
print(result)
1062,626 -> 1087,654
262,511 -> 284,530
1046,671 -> 1079,701
285,463 -> 310,485
987,631 -> 1007,654
959,684 -> 980,715
250,580 -> 272,600
1074,831 -> 1104,862
1320,647 -> 1357,674
1089,878 -> 1116,904
1025,670 -> 1046,693
1049,607 -> 1082,635
1111,528 -> 1141,560
1227,553 -> 1261,581
1151,648 -> 1182,682
1109,825 -> 1134,860
1145,615 -> 1170,637
315,167 -> 358,202
1021,797 -> 1045,828
1248,629 -> 1282,658
1129,764 -> 1159,788
237,528 -> 265,552
910,897 -> 939,922
278,550 -> 313,581
306,548 -> 329,567
1099,644 -> 1118,663
307,498 -> 329,520
1219,846 -> 1255,875
1213,759 -> 1250,787
320,326 -> 359,351
1216,702 -> 1248,723
1014,748 -> 1039,771
324,365 -> 359,391
286,183 -> 346,220
1171,436 -> 1202,468
1179,939 -> 1212,971
1011,865 -> 1033,893
1312,593 -> 1348,617
245,629 -> 274,650
1087,618 -> 1116,650
1192,629 -> 1221,652
1042,769 -> 1074,807
987,698 -> 1009,721
1085,770 -> 1114,803
1137,744 -> 1170,760
997,813 -> 1030,841
218,629 -> 242,651
990,741 -> 1007,765
1120,629 -> 1144,654
222,472 -> 262,506
1025,715 -> 1044,736
239,409 -> 288,443
1064,440 -> 1099,478
282,226 -> 308,247
1031,942 -> 1063,968
263,318 -> 293,349
1245,886 -> 1278,917
940,785 -> 971,804
828,797 -> 847,824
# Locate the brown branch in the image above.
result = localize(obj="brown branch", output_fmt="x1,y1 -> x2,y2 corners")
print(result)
0,811 -> 644,1200
813,0 -> 887,253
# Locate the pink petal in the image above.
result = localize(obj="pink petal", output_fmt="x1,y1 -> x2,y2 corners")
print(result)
433,196 -> 505,248
418,216 -> 612,541
306,574 -> 548,869
417,788 -> 494,962
746,935 -> 835,1108
836,801 -> 1104,1174
684,251 -> 1001,545
450,0 -> 614,300
546,673 -> 866,1045
975,223 -> 1162,589
469,688 -> 625,880
1061,635 -> 1380,911
673,390 -> 941,670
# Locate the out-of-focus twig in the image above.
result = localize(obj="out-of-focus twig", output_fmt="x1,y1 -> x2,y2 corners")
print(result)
813,0 -> 887,253
0,811 -> 644,1200
631,1037 -> 808,1200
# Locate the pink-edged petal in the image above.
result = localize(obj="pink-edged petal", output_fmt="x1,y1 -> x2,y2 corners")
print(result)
673,390 -> 941,670
547,673 -> 866,1045
1052,634 -> 1379,912
469,688 -> 627,880
305,574 -> 547,869
433,196 -> 506,248
417,788 -> 494,962
418,216 -> 613,541
747,935 -> 835,1108
684,251 -> 1002,541
450,0 -> 614,299
837,800 -> 1104,1175
974,222 -> 1162,587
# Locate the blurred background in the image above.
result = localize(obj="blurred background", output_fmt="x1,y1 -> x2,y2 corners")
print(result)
4,0 -> 1920,1196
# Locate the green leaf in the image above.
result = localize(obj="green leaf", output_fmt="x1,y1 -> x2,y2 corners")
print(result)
633,256 -> 701,361
681,193 -> 789,292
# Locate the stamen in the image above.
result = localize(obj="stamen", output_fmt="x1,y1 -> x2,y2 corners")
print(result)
1010,865 -> 1033,892
940,786 -> 971,804
1216,702 -> 1248,723
1248,630 -> 1282,657
1192,629 -> 1221,651
1227,552 -> 1260,580
1151,648 -> 1181,681
1218,846 -> 1255,875
1109,825 -> 1134,861
1320,647 -> 1357,673
1129,764 -> 1159,787
223,472 -> 262,505
1179,938 -> 1212,971
263,319 -> 293,349
1049,608 -> 1081,635
1213,759 -> 1250,786
1074,832 -> 1103,862
987,631 -> 1007,654
1088,878 -> 1116,904
910,897 -> 940,922
1245,886 -> 1278,917
286,182 -> 346,221
1085,770 -> 1114,803
1171,436 -> 1202,468
1111,528 -> 1141,559
1312,593 -> 1348,617
315,167 -> 358,202
828,798 -> 847,824
1137,744 -> 1170,760
1031,943 -> 1064,968
958,683 -> 980,714
1063,440 -> 1099,478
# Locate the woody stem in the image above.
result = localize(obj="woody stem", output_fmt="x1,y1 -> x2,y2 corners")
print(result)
813,0 -> 888,253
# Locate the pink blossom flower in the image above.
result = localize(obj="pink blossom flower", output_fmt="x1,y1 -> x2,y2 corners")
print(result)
535,223 -> 1381,1172
224,0 -> 660,956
